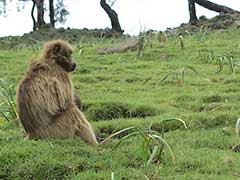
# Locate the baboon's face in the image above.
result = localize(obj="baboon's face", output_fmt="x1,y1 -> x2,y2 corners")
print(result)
55,44 -> 76,72
45,41 -> 76,72
56,48 -> 76,72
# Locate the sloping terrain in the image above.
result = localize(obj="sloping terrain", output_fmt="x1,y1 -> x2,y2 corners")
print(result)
0,25 -> 240,179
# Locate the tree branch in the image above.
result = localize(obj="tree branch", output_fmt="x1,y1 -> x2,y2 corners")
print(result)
31,0 -> 36,31
195,0 -> 240,14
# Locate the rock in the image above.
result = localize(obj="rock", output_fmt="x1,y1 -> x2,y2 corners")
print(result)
199,15 -> 207,21
98,39 -> 138,54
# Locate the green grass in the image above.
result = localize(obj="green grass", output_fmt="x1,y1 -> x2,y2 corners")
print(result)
1,28 -> 240,179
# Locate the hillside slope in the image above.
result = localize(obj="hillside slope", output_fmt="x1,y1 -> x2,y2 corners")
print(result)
0,27 -> 240,179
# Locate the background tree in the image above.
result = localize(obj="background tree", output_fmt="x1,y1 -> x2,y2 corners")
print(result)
188,0 -> 198,24
188,0 -> 240,23
0,0 -> 7,16
31,0 -> 37,30
195,0 -> 240,14
100,0 -> 123,33
54,0 -> 69,24
16,0 -> 44,31
34,0 -> 45,30
49,0 -> 54,27
31,0 -> 69,31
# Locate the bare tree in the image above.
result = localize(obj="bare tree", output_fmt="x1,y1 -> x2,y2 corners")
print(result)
195,0 -> 240,14
31,0 -> 37,30
188,0 -> 198,24
1,0 -> 67,31
54,0 -> 69,24
0,0 -> 7,16
100,0 -> 123,33
49,0 -> 55,27
35,0 -> 45,30
188,0 -> 240,24
31,0 -> 69,30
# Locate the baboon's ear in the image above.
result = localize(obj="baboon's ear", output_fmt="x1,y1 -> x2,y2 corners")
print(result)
53,43 -> 61,54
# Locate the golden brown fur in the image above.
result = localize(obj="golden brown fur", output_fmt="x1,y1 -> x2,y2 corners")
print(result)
74,94 -> 83,110
16,40 -> 98,146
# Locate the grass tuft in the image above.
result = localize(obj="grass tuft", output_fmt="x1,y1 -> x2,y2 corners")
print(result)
85,102 -> 159,121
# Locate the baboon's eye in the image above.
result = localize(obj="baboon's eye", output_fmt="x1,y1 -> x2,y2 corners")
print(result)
53,44 -> 61,54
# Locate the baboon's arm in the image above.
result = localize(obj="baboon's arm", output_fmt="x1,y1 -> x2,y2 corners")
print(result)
29,77 -> 72,119
51,80 -> 73,115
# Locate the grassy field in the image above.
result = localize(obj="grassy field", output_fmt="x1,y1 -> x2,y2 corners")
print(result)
0,28 -> 240,180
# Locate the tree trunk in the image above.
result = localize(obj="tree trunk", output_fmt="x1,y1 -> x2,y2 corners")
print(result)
100,0 -> 123,33
49,0 -> 55,27
35,0 -> 45,30
3,0 -> 6,15
188,0 -> 198,24
195,0 -> 240,14
31,0 -> 37,31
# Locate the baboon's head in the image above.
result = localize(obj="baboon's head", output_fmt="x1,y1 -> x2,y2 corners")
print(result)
43,40 -> 76,72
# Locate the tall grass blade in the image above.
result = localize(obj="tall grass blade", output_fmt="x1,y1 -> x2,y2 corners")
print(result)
113,131 -> 141,150
186,65 -> 210,82
99,126 -> 136,145
162,118 -> 188,129
229,57 -> 235,74
149,134 -> 176,165
113,129 -> 159,150
111,172 -> 115,180
217,57 -> 225,73
159,72 -> 177,83
1,112 -> 9,122
180,68 -> 185,84
179,35 -> 184,50
146,145 -> 158,166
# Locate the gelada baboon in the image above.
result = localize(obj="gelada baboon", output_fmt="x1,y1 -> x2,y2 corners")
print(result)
74,94 -> 83,110
16,40 -> 98,146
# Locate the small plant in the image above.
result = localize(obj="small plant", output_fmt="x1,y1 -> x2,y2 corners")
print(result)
75,44 -> 85,55
199,26 -> 208,45
216,56 -> 240,74
160,66 -> 209,85
157,31 -> 167,43
137,30 -> 152,57
138,32 -> 145,57
179,35 -> 184,50
170,34 -> 185,50
198,49 -> 215,63
100,118 -> 188,166
0,79 -> 18,125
